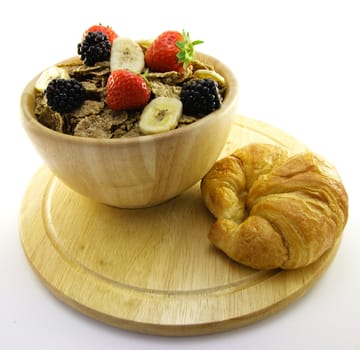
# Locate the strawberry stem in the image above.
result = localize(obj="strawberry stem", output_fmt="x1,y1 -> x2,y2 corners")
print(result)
176,30 -> 204,69
141,68 -> 152,88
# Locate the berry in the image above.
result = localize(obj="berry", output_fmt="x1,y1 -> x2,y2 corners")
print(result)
83,24 -> 118,43
106,70 -> 151,110
77,31 -> 111,66
180,78 -> 221,117
45,79 -> 86,113
145,30 -> 203,73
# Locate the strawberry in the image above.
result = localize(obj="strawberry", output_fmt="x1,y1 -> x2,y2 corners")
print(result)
106,70 -> 151,110
145,30 -> 203,73
83,24 -> 118,43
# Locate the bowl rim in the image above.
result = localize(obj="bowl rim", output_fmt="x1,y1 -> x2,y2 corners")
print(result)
20,51 -> 239,146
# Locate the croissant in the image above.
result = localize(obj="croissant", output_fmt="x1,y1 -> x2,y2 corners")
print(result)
201,143 -> 348,270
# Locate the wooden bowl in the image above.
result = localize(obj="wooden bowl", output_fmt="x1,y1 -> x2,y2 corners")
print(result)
20,52 -> 239,208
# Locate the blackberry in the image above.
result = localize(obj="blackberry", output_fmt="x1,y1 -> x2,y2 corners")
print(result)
45,78 -> 86,113
180,78 -> 221,117
77,31 -> 111,66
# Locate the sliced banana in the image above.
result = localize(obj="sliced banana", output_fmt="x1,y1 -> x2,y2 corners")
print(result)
193,69 -> 226,87
139,97 -> 183,135
110,38 -> 145,73
35,66 -> 70,92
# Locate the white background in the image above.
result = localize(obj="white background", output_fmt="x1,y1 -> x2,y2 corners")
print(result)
1,0 -> 359,349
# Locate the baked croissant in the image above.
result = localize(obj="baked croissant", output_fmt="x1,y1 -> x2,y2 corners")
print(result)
201,143 -> 348,270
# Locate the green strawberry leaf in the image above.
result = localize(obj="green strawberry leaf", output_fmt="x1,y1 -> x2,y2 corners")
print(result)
176,30 -> 204,68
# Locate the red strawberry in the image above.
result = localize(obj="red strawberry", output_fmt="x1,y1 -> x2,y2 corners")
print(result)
83,24 -> 118,43
145,30 -> 203,73
106,70 -> 151,110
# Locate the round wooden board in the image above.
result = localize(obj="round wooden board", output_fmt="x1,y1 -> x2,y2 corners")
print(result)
19,115 -> 341,336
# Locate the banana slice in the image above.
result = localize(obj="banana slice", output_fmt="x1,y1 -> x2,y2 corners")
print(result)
110,38 -> 145,73
35,66 -> 70,92
139,97 -> 183,135
193,69 -> 226,87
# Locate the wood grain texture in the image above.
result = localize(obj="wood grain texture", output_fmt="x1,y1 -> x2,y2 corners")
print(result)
19,116 -> 341,336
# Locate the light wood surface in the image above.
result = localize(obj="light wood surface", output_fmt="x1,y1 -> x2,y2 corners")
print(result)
19,115 -> 341,336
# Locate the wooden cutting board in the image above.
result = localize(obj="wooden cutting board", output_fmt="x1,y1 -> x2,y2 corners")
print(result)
19,115 -> 341,336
